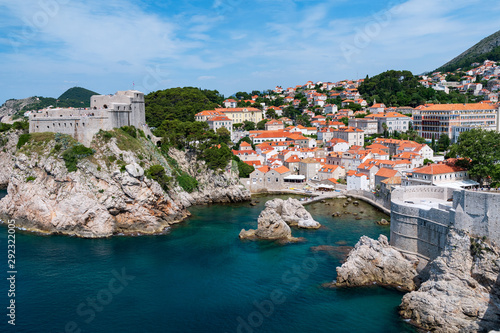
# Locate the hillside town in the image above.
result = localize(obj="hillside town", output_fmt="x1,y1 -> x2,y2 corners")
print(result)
193,59 -> 500,194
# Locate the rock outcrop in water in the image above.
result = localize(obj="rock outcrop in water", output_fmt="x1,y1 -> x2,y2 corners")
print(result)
333,230 -> 500,332
239,206 -> 292,240
239,198 -> 320,241
273,198 -> 322,228
399,230 -> 500,332
0,130 -> 250,237
334,234 -> 419,291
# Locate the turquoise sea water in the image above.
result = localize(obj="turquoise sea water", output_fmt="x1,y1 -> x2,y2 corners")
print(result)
0,190 -> 415,332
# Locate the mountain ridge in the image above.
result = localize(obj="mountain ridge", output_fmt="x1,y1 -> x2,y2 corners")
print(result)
436,30 -> 500,73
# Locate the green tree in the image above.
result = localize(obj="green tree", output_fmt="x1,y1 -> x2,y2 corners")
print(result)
145,87 -> 221,126
234,137 -> 254,150
265,108 -> 277,119
235,91 -> 250,100
438,133 -> 450,152
216,127 -> 231,144
237,160 -> 254,178
257,119 -> 268,130
243,121 -> 256,131
448,129 -> 500,184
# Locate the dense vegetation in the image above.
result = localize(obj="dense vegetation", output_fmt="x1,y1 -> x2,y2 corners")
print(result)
448,129 -> 500,185
62,144 -> 95,172
154,119 -> 233,172
145,87 -> 224,127
358,70 -> 483,107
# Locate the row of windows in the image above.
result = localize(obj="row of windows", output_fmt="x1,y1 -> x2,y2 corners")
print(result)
35,122 -> 85,129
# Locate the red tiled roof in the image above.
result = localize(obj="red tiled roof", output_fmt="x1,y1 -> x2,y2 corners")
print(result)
257,166 -> 271,173
273,166 -> 290,174
413,163 -> 466,175
376,168 -> 398,178
422,103 -> 496,111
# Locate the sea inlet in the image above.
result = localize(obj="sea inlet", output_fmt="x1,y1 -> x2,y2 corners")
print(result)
0,190 -> 416,332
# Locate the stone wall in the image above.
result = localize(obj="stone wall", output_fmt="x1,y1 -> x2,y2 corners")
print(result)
390,186 -> 500,268
30,90 -> 146,146
346,189 -> 391,213
452,190 -> 500,247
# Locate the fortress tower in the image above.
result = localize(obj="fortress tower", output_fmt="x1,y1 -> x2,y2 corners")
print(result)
29,90 -> 147,146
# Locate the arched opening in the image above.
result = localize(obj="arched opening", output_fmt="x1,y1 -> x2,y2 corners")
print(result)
103,104 -> 108,109
156,140 -> 162,147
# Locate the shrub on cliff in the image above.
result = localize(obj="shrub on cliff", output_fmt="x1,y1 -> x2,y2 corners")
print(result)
176,172 -> 198,193
62,144 -> 95,172
145,165 -> 171,192
120,126 -> 137,138
0,123 -> 12,132
16,133 -> 31,149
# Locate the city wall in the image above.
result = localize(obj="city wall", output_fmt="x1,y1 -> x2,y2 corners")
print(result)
390,186 -> 500,268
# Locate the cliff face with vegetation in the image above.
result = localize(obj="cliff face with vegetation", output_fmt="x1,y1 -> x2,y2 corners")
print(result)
0,128 -> 249,237
0,97 -> 39,119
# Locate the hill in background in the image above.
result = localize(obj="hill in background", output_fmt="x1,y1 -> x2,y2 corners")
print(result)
436,30 -> 500,73
0,87 -> 99,119
58,87 -> 98,105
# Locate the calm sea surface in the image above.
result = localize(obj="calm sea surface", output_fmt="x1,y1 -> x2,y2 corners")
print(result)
0,190 -> 415,332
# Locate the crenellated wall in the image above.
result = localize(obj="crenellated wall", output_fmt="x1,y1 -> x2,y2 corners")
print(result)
390,186 -> 499,268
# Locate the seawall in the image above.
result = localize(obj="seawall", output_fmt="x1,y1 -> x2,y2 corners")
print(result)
390,186 -> 500,268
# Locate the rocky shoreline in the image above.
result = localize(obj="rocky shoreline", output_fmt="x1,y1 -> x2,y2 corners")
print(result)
333,230 -> 500,332
0,130 -> 250,238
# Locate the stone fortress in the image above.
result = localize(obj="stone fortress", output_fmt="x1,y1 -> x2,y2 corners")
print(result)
29,90 -> 149,146
390,186 -> 500,268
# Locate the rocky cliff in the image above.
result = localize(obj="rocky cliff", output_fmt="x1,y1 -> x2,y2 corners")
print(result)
0,97 -> 38,119
334,234 -> 419,291
399,230 -> 500,332
0,129 -> 250,237
333,230 -> 500,332
0,130 -> 19,187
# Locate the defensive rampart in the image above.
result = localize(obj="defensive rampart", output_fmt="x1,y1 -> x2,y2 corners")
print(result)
390,186 -> 500,267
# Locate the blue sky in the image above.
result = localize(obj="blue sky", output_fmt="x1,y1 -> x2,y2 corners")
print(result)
0,0 -> 499,104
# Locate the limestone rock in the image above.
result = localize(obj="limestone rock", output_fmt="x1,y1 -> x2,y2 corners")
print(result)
255,209 -> 292,239
240,198 -> 320,241
125,163 -> 144,178
0,130 -> 20,187
334,234 -> 419,291
399,230 -> 500,333
279,198 -> 321,229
